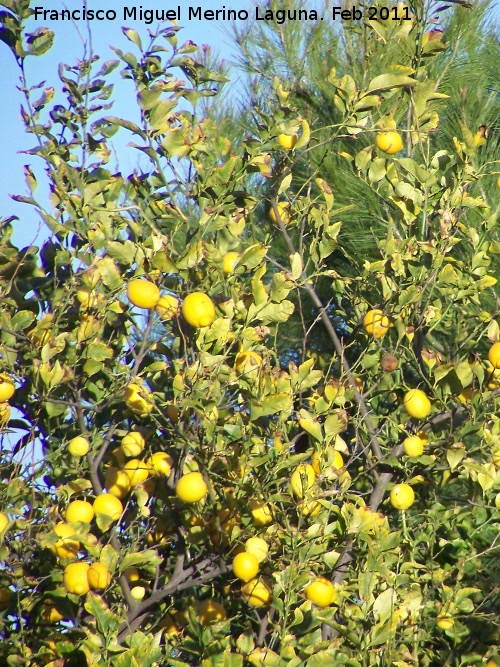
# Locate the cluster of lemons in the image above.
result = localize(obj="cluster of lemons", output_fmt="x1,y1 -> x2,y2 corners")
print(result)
363,308 -> 500,511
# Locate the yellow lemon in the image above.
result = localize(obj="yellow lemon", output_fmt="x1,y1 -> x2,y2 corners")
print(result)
390,483 -> 415,510
197,600 -> 227,625
245,536 -> 268,563
234,351 -> 262,376
41,603 -> 66,623
277,133 -> 298,150
297,495 -> 322,517
495,492 -> 500,509
290,463 -> 316,498
233,552 -> 259,582
68,435 -> 90,457
223,251 -> 241,274
363,309 -> 390,338
124,383 -> 154,415
63,561 -> 90,596
51,522 -> 79,559
311,448 -> 344,475
436,615 -> 454,630
304,577 -> 336,607
155,294 -> 179,321
181,292 -> 216,328
121,431 -> 146,458
0,375 -> 15,403
123,458 -> 152,488
248,499 -> 273,526
124,566 -> 140,583
148,451 -> 174,476
241,578 -> 271,607
488,342 -> 500,369
0,512 -> 10,533
403,435 -> 424,457
104,466 -> 131,498
404,389 -> 431,419
127,279 -> 160,309
65,500 -> 94,524
0,402 -> 10,425
93,493 -> 123,521
269,201 -> 291,225
87,562 -> 112,590
130,585 -> 146,600
176,472 -> 208,503
375,131 -> 404,154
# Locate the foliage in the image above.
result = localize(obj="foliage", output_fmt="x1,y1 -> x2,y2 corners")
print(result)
1,1 -> 500,666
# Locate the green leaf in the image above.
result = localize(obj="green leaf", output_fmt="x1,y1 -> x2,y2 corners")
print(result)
122,27 -> 142,50
250,393 -> 292,420
290,253 -> 302,280
84,593 -> 116,636
11,310 -> 35,332
366,73 -> 416,94
119,550 -> 163,572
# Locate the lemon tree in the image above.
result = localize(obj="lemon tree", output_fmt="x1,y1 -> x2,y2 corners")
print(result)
1,2 -> 500,666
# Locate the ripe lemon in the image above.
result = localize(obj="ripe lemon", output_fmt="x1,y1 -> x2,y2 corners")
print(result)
241,578 -> 271,607
495,492 -> 500,509
121,431 -> 145,458
248,499 -> 273,526
209,507 -> 238,546
234,351 -> 263,375
497,175 -> 500,189
93,493 -> 123,521
130,585 -> 146,600
436,615 -> 454,630
124,566 -> 140,583
363,309 -> 390,338
403,435 -> 424,457
176,472 -> 208,503
277,133 -> 298,150
390,483 -> 415,510
155,294 -> 179,321
41,603 -> 66,623
65,500 -> 94,524
311,448 -> 344,475
488,342 -> 500,369
222,252 -> 241,275
375,131 -> 404,155
148,451 -> 174,476
0,512 -> 10,533
87,562 -> 112,590
127,279 -> 160,309
404,389 -> 431,419
181,292 -> 216,328
297,495 -> 322,517
197,599 -> 227,625
123,459 -> 152,488
104,466 -> 131,498
68,436 -> 90,457
245,536 -> 268,563
51,522 -> 79,559
269,201 -> 291,225
290,463 -> 316,498
0,375 -> 15,403
124,383 -> 154,415
304,577 -> 336,607
63,561 -> 90,596
233,552 -> 259,582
